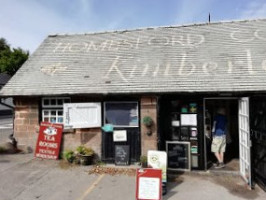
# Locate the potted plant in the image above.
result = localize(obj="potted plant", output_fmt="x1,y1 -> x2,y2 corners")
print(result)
63,150 -> 75,163
139,155 -> 148,168
142,116 -> 153,127
76,145 -> 95,165
142,116 -> 153,136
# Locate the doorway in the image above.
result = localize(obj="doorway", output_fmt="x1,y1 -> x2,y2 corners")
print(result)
204,98 -> 239,171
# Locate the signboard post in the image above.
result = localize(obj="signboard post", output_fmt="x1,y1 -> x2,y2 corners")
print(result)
136,168 -> 162,200
35,122 -> 63,160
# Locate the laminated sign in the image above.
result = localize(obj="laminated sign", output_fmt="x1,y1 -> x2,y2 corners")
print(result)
136,168 -> 162,200
35,122 -> 63,160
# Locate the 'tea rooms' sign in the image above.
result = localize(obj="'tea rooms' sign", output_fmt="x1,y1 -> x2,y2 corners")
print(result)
35,122 -> 63,160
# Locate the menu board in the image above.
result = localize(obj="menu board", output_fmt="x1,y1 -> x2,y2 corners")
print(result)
136,168 -> 162,200
115,145 -> 130,165
166,141 -> 191,171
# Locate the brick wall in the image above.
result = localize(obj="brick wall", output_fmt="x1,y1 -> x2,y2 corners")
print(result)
62,128 -> 102,158
140,96 -> 158,155
14,97 -> 39,151
13,95 -> 158,159
13,96 -> 102,157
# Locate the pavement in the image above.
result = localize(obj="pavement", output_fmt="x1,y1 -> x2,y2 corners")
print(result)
0,153 -> 265,200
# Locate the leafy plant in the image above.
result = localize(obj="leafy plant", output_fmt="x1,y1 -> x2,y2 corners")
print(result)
76,145 -> 94,156
142,116 -> 153,127
63,150 -> 75,163
140,155 -> 148,167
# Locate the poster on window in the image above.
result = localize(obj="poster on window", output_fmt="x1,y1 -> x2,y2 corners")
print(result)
35,122 -> 63,160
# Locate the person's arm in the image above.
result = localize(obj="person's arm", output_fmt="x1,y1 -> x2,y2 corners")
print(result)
212,121 -> 216,136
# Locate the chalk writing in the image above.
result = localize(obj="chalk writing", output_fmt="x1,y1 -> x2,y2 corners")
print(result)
231,29 -> 266,43
103,49 -> 266,82
246,49 -> 255,74
53,34 -> 205,53
202,62 -> 218,75
104,56 -> 128,82
41,63 -> 67,76
178,53 -> 195,76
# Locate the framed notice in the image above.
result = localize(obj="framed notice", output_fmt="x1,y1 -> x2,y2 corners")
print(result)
35,122 -> 63,160
180,114 -> 197,126
136,168 -> 162,200
113,130 -> 127,142
166,141 -> 191,171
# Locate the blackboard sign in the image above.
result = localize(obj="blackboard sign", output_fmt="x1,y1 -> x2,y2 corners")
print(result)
115,145 -> 130,166
166,141 -> 191,171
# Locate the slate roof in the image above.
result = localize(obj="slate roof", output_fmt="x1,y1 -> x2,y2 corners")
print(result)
0,73 -> 11,86
1,19 -> 266,96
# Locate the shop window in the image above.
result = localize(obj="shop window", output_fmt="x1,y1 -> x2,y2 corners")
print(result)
64,103 -> 101,128
42,97 -> 70,124
104,102 -> 139,127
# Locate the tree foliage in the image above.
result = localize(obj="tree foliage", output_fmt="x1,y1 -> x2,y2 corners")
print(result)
0,38 -> 29,76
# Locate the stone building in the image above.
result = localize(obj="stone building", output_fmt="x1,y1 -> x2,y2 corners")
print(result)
1,19 -> 266,190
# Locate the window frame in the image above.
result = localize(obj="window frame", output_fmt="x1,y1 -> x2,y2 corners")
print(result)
41,97 -> 70,124
104,101 -> 139,128
63,102 -> 102,129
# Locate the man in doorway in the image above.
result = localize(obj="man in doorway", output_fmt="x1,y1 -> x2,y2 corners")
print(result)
211,108 -> 227,169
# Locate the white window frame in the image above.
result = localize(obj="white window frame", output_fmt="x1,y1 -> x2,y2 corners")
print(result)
64,103 -> 102,129
104,101 -> 139,128
42,97 -> 70,108
42,97 -> 70,124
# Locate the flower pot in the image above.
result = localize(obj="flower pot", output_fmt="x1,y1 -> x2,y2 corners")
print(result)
79,155 -> 93,165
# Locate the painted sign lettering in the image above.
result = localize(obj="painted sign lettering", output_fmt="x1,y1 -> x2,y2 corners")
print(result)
35,122 -> 63,160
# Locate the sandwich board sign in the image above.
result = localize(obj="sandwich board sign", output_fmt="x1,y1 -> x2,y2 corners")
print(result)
136,168 -> 162,200
35,122 -> 63,160
148,150 -> 167,183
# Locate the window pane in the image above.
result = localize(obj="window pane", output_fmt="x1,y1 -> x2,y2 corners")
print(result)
57,99 -> 63,105
51,117 -> 56,123
64,99 -> 70,103
58,110 -> 63,116
43,110 -> 49,116
105,102 -> 138,126
43,99 -> 49,106
51,111 -> 56,116
44,117 -> 49,122
58,117 -> 63,123
51,99 -> 56,105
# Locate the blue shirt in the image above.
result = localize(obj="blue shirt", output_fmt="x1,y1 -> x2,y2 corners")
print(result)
214,114 -> 227,136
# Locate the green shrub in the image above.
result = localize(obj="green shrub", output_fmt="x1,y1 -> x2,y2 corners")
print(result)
76,145 -> 94,156
63,150 -> 75,163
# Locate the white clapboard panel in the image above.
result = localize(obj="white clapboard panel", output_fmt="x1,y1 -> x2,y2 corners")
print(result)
64,103 -> 101,128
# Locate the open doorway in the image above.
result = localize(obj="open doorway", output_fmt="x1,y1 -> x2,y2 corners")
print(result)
204,98 -> 239,171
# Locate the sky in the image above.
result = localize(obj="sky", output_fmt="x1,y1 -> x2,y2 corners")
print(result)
1,0 -> 266,53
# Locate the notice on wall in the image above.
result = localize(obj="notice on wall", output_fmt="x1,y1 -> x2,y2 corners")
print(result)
35,122 -> 63,160
136,168 -> 162,200
181,114 -> 197,126
113,130 -> 127,142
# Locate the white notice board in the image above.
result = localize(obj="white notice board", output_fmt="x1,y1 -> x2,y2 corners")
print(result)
180,114 -> 197,126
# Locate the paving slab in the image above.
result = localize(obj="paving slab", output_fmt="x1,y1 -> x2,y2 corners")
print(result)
0,154 -> 265,200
